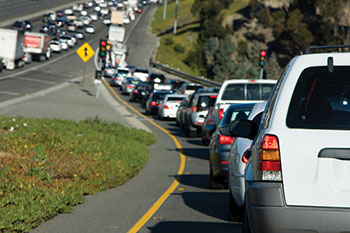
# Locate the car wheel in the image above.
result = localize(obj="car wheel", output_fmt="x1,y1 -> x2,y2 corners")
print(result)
202,134 -> 209,146
243,205 -> 252,233
176,118 -> 180,126
228,189 -> 241,222
186,124 -> 197,138
209,166 -> 224,189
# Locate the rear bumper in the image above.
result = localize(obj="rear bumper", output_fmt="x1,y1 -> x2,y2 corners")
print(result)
246,182 -> 350,233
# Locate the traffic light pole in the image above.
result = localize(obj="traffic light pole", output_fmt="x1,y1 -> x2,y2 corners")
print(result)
260,68 -> 264,79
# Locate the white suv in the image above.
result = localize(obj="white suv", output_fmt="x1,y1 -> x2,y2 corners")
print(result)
229,45 -> 350,233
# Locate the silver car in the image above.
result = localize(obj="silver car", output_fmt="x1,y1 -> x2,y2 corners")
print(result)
183,92 -> 218,137
227,101 -> 266,221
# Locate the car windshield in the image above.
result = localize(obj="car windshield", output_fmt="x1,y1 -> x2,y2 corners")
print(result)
287,66 -> 350,130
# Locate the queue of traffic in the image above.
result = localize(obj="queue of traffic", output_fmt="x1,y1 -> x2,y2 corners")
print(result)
0,0 -> 150,72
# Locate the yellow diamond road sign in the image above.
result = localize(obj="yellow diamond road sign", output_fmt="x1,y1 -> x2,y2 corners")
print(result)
76,42 -> 95,62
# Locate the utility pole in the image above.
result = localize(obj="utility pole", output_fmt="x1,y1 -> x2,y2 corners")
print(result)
173,0 -> 178,34
163,0 -> 167,20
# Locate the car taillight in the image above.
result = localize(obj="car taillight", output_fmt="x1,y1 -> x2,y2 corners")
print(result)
126,85 -> 131,88
105,69 -> 108,72
151,101 -> 157,106
219,109 -> 225,120
210,95 -> 217,98
164,105 -> 169,109
219,135 -> 234,145
134,90 -> 139,94
258,135 -> 282,181
113,77 -> 118,80
192,105 -> 197,112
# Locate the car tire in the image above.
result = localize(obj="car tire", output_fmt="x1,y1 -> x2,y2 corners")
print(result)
228,189 -> 241,222
243,205 -> 252,233
209,166 -> 225,189
202,135 -> 209,146
186,124 -> 196,138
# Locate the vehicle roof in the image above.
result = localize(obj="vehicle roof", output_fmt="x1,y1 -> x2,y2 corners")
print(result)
221,79 -> 277,85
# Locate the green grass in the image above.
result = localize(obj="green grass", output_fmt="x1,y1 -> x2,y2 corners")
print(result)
0,116 -> 156,232
223,0 -> 249,16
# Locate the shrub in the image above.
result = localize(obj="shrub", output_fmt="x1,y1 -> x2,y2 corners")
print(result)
173,43 -> 186,54
164,36 -> 174,46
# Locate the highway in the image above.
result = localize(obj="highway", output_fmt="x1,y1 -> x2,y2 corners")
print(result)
0,2 -> 242,233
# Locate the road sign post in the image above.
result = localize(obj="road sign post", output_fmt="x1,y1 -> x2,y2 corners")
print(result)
76,42 -> 95,87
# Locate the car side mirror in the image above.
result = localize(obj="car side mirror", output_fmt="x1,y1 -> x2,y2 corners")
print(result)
219,126 -> 231,136
229,120 -> 258,140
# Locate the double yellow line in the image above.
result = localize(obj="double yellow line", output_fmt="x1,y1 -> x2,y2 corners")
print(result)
103,80 -> 186,233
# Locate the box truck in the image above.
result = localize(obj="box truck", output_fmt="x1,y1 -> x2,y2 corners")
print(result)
24,32 -> 51,61
0,28 -> 24,70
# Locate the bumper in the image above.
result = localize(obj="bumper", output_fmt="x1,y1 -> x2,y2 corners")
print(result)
246,182 -> 350,233
212,147 -> 230,177
163,109 -> 177,118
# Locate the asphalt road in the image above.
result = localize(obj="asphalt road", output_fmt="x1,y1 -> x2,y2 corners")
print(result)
0,2 -> 242,233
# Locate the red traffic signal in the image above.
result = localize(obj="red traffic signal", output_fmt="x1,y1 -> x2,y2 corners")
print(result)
259,50 -> 267,67
99,39 -> 107,58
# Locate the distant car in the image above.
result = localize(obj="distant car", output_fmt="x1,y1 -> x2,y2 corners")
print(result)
129,83 -> 153,103
158,94 -> 187,120
133,67 -> 149,82
122,77 -> 141,95
111,67 -> 130,86
50,40 -> 61,53
85,25 -> 95,34
75,31 -> 85,39
56,10 -> 65,17
60,35 -> 75,47
58,38 -> 69,50
80,16 -> 91,25
103,65 -> 116,78
167,79 -> 186,92
183,92 -> 218,137
12,21 -> 26,31
178,83 -> 204,95
227,101 -> 266,222
66,23 -> 77,32
90,12 -> 98,21
145,90 -> 173,115
100,7 -> 109,16
123,14 -> 130,24
103,17 -> 111,25
64,8 -> 74,15
24,20 -> 32,31
209,103 -> 254,189
22,51 -> 31,64
80,10 -> 88,16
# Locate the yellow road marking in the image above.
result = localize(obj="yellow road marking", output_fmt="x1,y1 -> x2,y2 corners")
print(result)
103,80 -> 186,232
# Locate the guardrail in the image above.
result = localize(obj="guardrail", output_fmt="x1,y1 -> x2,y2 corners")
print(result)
149,52 -> 221,88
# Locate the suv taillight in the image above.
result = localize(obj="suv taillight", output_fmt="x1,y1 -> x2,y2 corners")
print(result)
258,134 -> 282,181
192,105 -> 197,112
219,108 -> 225,120
219,135 -> 234,145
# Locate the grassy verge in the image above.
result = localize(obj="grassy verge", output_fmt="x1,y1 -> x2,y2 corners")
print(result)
0,116 -> 156,232
151,0 -> 201,76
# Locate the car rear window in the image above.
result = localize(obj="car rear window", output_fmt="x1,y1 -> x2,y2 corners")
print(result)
118,70 -> 129,75
167,97 -> 184,102
221,107 -> 252,126
187,85 -> 202,91
287,66 -> 350,130
197,95 -> 217,111
222,83 -> 275,101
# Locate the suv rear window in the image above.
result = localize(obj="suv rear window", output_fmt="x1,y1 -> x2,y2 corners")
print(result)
187,85 -> 202,91
287,66 -> 350,129
167,97 -> 184,102
197,95 -> 217,111
222,83 -> 275,101
221,108 -> 252,126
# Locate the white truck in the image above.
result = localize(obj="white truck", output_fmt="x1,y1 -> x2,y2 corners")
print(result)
24,32 -> 51,61
108,25 -> 125,43
0,28 -> 25,70
110,10 -> 124,25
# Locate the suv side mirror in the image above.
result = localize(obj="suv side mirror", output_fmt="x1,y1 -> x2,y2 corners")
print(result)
229,120 -> 258,140
219,126 -> 231,136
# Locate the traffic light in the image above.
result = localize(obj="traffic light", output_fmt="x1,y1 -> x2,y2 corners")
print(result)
259,50 -> 267,67
99,39 -> 107,59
